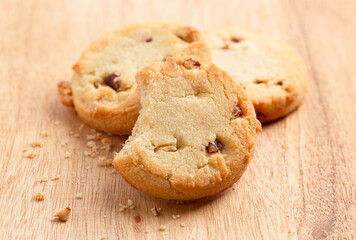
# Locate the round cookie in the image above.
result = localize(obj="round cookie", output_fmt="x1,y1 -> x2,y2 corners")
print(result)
58,22 -> 210,135
113,57 -> 261,201
204,30 -> 307,123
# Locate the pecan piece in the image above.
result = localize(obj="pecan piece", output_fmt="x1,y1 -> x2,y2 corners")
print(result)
183,58 -> 201,69
206,139 -> 223,153
231,37 -> 242,43
254,79 -> 265,84
233,102 -> 243,117
103,73 -> 121,91
144,37 -> 153,42
276,81 -> 283,86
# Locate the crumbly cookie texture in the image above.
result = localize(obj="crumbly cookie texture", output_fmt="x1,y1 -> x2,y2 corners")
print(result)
58,22 -> 210,135
204,30 -> 307,122
113,57 -> 261,201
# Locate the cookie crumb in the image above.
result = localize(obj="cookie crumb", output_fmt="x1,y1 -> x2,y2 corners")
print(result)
87,140 -> 96,148
54,207 -> 71,222
95,133 -> 102,140
97,157 -> 112,167
79,124 -> 85,131
31,141 -> 42,147
39,175 -> 49,182
151,207 -> 160,216
112,169 -> 116,174
86,134 -> 95,140
76,193 -> 83,199
118,207 -> 125,212
127,199 -> 135,209
84,150 -> 90,156
23,148 -> 28,152
159,225 -> 166,231
41,131 -> 49,138
35,193 -> 45,201
26,152 -> 37,159
64,151 -> 70,158
172,214 -> 181,220
101,138 -> 111,145
180,222 -> 185,227
54,121 -> 60,126
61,140 -> 69,147
73,133 -> 80,138
51,175 -> 60,181
145,231 -> 149,234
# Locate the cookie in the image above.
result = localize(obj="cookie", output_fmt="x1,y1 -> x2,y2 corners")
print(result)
113,57 -> 261,201
58,22 -> 210,135
204,30 -> 307,122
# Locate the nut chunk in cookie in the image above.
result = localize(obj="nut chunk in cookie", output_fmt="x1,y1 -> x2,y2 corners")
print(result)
113,57 -> 261,201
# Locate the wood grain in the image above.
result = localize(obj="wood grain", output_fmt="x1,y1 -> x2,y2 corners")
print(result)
0,0 -> 355,239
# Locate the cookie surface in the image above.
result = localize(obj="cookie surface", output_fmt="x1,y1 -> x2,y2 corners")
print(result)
113,57 -> 261,201
204,30 -> 307,122
58,22 -> 210,135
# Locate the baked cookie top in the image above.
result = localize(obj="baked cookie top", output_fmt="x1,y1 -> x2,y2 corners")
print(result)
204,30 -> 307,122
113,57 -> 261,201
59,22 -> 210,135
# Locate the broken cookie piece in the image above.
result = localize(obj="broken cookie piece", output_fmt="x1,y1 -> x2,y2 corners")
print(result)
113,57 -> 261,201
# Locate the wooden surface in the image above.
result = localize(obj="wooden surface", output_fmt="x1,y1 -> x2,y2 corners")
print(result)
0,0 -> 355,239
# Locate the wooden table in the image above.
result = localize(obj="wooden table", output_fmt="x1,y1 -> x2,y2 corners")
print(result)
1,0 -> 355,239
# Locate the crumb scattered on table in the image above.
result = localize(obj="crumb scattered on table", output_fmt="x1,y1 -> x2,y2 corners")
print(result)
31,141 -> 42,147
76,193 -> 83,199
35,193 -> 45,201
159,225 -> 166,231
26,152 -> 37,159
51,175 -> 60,181
41,131 -> 49,137
97,157 -> 112,167
54,207 -> 71,222
151,208 -> 158,216
127,199 -> 135,209
172,214 -> 181,220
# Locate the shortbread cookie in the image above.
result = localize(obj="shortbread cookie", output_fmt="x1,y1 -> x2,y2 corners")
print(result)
204,30 -> 307,122
58,22 -> 210,135
113,57 -> 261,201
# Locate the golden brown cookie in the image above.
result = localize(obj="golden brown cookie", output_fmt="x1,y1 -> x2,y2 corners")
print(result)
113,57 -> 261,201
58,22 -> 210,135
204,30 -> 307,122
